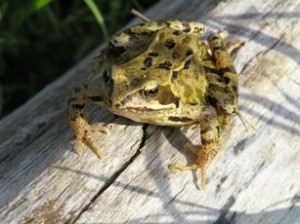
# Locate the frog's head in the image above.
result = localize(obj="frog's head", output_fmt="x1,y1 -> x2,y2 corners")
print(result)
105,65 -> 179,123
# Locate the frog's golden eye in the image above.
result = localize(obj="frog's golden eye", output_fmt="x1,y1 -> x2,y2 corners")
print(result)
103,68 -> 112,83
143,87 -> 159,99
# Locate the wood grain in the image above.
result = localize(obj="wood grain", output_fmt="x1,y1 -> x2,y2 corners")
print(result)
0,0 -> 300,223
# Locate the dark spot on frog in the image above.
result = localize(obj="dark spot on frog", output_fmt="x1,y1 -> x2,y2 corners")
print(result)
232,85 -> 237,92
184,60 -> 191,69
141,67 -> 146,71
219,67 -> 234,76
202,138 -> 216,145
144,57 -> 152,68
194,27 -> 203,33
148,52 -> 159,57
168,116 -> 192,122
157,61 -> 172,70
165,39 -> 176,49
182,22 -> 191,32
172,52 -> 180,59
173,30 -> 181,36
172,71 -> 178,80
207,95 -> 218,108
224,76 -> 230,84
203,66 -> 219,75
186,49 -> 193,56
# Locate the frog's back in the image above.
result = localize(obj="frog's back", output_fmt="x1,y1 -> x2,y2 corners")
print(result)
106,20 -> 205,64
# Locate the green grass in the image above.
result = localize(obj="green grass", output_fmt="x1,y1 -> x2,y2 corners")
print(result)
0,0 -> 158,118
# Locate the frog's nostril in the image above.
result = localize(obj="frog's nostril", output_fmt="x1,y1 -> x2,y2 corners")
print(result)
115,103 -> 121,108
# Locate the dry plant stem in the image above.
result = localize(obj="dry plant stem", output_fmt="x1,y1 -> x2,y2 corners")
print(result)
131,9 -> 151,22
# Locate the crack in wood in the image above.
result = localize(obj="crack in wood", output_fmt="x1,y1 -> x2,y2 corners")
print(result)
239,34 -> 283,76
67,124 -> 149,224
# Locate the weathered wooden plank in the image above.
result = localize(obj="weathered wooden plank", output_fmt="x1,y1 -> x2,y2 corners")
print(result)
0,0 -> 300,223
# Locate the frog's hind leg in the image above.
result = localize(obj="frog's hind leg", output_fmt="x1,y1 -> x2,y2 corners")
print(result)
195,116 -> 222,189
207,33 -> 238,115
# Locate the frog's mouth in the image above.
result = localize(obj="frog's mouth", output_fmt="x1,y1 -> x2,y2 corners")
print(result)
113,98 -> 176,113
111,100 -> 176,125
110,90 -> 178,123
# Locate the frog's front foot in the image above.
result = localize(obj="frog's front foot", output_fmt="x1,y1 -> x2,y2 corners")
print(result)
69,116 -> 108,159
169,143 -> 217,190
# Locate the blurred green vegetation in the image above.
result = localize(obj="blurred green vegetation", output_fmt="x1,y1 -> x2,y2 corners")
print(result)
0,0 -> 158,118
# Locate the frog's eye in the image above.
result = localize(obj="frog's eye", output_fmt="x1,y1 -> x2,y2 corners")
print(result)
143,87 -> 159,99
103,68 -> 112,83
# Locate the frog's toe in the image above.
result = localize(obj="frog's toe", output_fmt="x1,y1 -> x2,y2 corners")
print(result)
196,147 -> 216,190
168,163 -> 197,173
82,126 -> 105,159
168,161 -> 206,190
75,137 -> 83,157
70,119 -> 106,159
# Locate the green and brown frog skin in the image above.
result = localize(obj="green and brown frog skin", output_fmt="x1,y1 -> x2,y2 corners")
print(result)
68,20 -> 238,189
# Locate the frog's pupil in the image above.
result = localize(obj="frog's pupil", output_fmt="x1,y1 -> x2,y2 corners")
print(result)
149,88 -> 157,94
147,87 -> 158,96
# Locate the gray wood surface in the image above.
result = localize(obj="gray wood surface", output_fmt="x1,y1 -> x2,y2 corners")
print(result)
0,0 -> 300,223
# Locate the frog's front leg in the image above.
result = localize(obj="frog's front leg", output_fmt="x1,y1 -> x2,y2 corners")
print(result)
170,112 -> 221,189
68,84 -> 110,159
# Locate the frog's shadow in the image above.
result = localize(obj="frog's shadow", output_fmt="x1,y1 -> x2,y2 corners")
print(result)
161,126 -> 201,188
89,108 -> 201,187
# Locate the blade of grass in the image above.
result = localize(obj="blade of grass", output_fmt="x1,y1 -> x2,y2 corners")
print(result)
33,0 -> 54,11
84,0 -> 108,40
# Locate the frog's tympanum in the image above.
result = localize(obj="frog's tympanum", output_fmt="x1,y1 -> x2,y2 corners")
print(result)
68,20 -> 238,189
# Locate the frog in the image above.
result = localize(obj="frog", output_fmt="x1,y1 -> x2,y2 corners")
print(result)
68,19 -> 238,189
